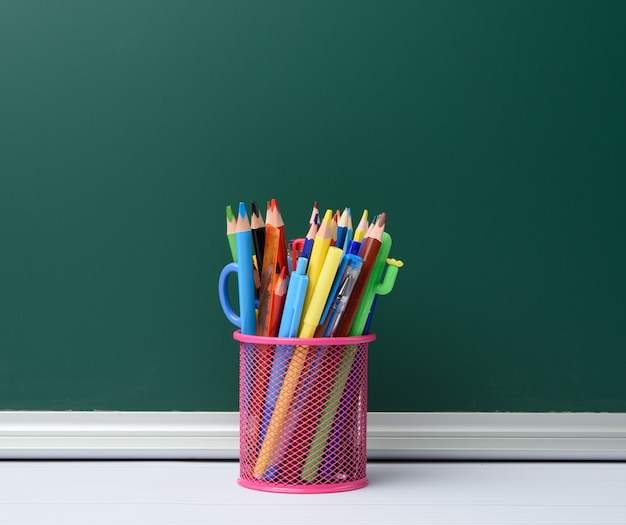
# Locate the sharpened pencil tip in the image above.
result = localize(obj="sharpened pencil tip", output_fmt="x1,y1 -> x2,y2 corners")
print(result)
238,201 -> 247,218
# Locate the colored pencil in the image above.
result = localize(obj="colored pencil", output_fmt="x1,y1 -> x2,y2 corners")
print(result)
330,210 -> 339,246
250,201 -> 266,275
301,220 -> 318,262
256,224 -> 281,336
235,203 -> 257,335
353,209 -> 368,243
226,205 -> 237,262
335,207 -> 350,249
268,266 -> 288,337
308,201 -> 319,226
268,199 -> 289,273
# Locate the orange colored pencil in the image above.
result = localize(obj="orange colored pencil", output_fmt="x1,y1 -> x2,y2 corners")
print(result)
267,199 -> 288,273
257,224 -> 281,336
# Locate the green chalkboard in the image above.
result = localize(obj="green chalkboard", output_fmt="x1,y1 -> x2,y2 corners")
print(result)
2,1 -> 625,412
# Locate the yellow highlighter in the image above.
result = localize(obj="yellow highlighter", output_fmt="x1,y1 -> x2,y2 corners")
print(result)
253,247 -> 343,478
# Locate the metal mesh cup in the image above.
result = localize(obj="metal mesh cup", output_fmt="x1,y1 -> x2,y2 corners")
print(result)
233,331 -> 375,494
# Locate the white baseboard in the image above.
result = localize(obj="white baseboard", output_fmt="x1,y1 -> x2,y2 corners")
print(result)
0,411 -> 625,460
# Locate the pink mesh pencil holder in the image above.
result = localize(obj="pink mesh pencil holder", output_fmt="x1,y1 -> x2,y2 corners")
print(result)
233,330 -> 375,494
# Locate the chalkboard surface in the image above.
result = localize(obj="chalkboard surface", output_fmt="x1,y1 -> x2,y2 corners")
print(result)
2,1 -> 625,412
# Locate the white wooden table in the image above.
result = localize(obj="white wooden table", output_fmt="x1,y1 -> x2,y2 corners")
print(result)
0,460 -> 624,524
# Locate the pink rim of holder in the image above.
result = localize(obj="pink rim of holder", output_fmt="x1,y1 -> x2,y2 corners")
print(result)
233,330 -> 375,494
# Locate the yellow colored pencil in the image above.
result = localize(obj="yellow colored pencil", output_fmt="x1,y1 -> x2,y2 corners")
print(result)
353,209 -> 368,243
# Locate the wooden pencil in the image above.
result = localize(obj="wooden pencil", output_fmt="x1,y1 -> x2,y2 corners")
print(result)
269,199 -> 288,272
268,266 -> 288,337
301,220 -> 318,261
234,202 -> 257,335
330,210 -> 339,246
335,207 -> 350,249
250,201 -> 266,275
257,224 -> 281,336
353,209 -> 368,243
226,205 -> 237,262
308,201 -> 319,226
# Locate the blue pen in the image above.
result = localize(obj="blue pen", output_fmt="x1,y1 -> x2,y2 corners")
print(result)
316,253 -> 361,335
258,257 -> 309,477
322,254 -> 363,337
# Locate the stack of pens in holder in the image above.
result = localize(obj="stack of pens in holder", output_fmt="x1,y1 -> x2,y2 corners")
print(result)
219,199 -> 403,493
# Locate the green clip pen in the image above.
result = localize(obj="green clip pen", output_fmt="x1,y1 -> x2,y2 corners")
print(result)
348,232 -> 403,336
